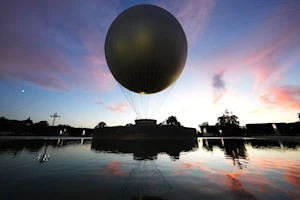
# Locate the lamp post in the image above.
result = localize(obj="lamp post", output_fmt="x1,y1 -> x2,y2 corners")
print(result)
50,113 -> 60,126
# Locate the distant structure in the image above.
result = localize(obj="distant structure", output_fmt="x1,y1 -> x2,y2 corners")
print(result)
135,119 -> 157,127
50,113 -> 60,126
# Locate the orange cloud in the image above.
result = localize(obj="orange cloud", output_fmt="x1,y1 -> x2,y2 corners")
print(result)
223,172 -> 244,191
173,160 -> 300,198
83,161 -> 128,182
173,162 -> 210,175
99,161 -> 128,176
251,158 -> 300,189
285,168 -> 300,187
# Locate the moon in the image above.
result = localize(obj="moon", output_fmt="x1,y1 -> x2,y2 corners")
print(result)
22,90 -> 25,93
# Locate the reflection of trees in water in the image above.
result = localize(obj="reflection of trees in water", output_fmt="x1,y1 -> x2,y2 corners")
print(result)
223,140 -> 248,169
25,140 -> 45,152
202,139 -> 223,151
202,139 -> 300,169
0,140 -> 25,157
250,140 -> 281,149
281,141 -> 300,149
91,139 -> 198,161
0,139 -> 92,159
250,139 -> 300,151
202,139 -> 248,169
52,139 -> 91,147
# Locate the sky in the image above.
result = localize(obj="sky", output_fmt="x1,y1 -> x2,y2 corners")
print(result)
0,0 -> 300,129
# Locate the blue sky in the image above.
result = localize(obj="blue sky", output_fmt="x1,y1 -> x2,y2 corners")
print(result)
0,0 -> 299,128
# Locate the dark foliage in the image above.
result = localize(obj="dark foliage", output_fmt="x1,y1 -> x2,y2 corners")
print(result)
166,116 -> 181,127
95,121 -> 107,129
215,110 -> 241,136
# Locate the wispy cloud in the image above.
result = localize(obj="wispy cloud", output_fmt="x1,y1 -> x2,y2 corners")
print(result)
212,69 -> 226,104
108,103 -> 130,114
260,84 -> 300,110
96,101 -> 103,105
193,5 -> 300,110
245,22 -> 300,91
0,0 -> 119,92
158,0 -> 215,44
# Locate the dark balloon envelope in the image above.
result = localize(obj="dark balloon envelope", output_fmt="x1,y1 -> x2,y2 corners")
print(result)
105,4 -> 188,94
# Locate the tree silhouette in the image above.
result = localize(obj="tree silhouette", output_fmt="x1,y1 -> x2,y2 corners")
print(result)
216,111 -> 239,127
216,110 -> 241,136
35,121 -> 49,126
166,116 -> 181,127
95,121 -> 107,129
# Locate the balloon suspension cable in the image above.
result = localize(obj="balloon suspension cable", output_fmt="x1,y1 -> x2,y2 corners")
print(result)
151,81 -> 176,119
118,83 -> 139,118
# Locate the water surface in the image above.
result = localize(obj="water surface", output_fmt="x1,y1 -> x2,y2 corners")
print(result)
0,138 -> 299,200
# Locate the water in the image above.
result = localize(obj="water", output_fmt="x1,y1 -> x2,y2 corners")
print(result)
0,138 -> 299,200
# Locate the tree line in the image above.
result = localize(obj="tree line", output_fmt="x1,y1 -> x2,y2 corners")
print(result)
199,110 -> 300,136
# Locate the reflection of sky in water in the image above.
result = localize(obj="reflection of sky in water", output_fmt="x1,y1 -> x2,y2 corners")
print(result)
0,138 -> 299,199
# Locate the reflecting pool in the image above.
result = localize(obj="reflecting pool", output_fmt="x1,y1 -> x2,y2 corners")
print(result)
0,138 -> 299,200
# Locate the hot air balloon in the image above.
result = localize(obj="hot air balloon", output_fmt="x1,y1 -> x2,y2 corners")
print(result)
105,4 -> 187,118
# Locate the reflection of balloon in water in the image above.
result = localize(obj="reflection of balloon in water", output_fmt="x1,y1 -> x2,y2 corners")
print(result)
105,4 -> 187,118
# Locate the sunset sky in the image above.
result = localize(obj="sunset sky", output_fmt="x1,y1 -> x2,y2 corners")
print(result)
0,0 -> 299,129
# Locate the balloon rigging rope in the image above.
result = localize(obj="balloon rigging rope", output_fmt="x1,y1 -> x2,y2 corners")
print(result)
118,83 -> 139,117
117,74 -> 178,120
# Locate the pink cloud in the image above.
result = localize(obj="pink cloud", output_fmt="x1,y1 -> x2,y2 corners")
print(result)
74,56 -> 116,92
0,0 -> 118,92
157,0 -> 215,44
96,101 -> 103,105
212,94 -> 223,105
260,84 -> 300,110
108,103 -> 130,114
245,22 -> 300,91
190,5 -> 300,111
